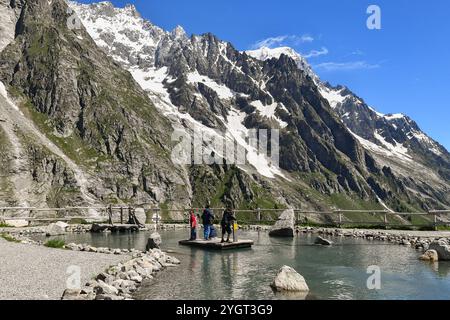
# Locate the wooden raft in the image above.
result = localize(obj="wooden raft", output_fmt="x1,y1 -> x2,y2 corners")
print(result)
179,238 -> 254,250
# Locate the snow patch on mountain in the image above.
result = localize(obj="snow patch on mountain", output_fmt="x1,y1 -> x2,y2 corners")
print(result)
374,131 -> 412,161
250,101 -> 288,128
318,85 -> 347,109
350,130 -> 412,163
368,106 -> 384,117
69,1 -> 167,68
187,71 -> 235,100
384,113 -> 405,121
221,108 -> 287,179
0,2 -> 16,52
409,130 -> 443,156
131,67 -> 172,96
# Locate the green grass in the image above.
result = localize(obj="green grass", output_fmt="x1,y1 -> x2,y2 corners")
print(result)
158,202 -> 171,222
44,239 -> 66,249
0,223 -> 13,228
0,128 -> 15,203
68,218 -> 89,225
8,86 -> 107,170
0,233 -> 20,242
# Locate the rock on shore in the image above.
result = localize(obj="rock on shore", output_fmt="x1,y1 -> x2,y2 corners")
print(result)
146,232 -> 162,250
62,248 -> 180,300
46,221 -> 69,236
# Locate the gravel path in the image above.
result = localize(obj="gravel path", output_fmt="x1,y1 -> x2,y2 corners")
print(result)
0,238 -> 130,300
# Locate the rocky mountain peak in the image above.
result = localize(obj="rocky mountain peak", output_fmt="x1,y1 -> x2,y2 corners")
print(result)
246,46 -> 319,83
171,25 -> 187,40
124,3 -> 140,18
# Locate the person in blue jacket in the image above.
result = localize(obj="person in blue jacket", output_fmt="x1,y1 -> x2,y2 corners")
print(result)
201,204 -> 215,240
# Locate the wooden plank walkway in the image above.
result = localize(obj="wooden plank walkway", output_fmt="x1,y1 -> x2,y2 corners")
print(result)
179,239 -> 254,250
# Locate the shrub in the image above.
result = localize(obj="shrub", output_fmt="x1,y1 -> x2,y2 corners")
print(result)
44,239 -> 66,249
0,223 -> 13,228
0,233 -> 20,242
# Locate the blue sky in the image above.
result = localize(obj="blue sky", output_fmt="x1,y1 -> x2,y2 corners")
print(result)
79,0 -> 450,151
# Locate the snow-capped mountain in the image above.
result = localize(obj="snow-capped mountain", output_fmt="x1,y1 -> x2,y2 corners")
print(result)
246,46 -> 319,83
68,1 -> 449,211
317,82 -> 449,183
247,46 -> 449,192
70,0 -> 288,180
0,0 -> 448,217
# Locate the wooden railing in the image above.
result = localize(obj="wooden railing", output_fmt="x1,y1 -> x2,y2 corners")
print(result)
1,206 -> 449,230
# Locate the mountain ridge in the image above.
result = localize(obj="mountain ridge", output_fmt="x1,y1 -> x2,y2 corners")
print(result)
0,0 -> 448,222
69,0 -> 449,211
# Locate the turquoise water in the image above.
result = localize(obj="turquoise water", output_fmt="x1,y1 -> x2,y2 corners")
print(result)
42,230 -> 450,300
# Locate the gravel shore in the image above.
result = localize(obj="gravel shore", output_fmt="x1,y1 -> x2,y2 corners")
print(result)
0,238 -> 130,300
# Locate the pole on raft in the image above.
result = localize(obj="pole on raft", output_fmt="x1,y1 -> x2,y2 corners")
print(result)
233,221 -> 238,242
187,209 -> 191,240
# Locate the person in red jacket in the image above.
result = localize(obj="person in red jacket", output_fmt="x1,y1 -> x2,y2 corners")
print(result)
189,210 -> 197,240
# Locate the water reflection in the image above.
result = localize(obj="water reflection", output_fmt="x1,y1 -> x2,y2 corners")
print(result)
426,261 -> 450,278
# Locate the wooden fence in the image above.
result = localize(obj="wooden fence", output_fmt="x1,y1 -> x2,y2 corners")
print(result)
1,206 -> 449,229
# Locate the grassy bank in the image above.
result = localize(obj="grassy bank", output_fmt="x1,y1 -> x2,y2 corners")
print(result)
0,233 -> 20,243
44,239 -> 66,249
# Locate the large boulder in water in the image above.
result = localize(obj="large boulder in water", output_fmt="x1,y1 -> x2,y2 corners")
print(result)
429,239 -> 450,261
134,208 -> 147,226
419,250 -> 439,262
314,236 -> 333,246
46,221 -> 69,236
271,266 -> 309,293
146,232 -> 162,251
269,209 -> 295,237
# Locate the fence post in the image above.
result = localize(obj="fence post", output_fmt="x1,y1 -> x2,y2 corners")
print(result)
108,205 -> 113,225
433,213 -> 438,231
153,208 -> 160,230
384,212 -> 388,229
128,206 -> 132,224
120,207 -> 124,224
257,207 -> 261,223
29,209 -> 34,226
338,212 -> 342,228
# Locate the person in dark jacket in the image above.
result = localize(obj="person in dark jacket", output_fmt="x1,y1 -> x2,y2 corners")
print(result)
221,206 -> 236,243
201,205 -> 215,240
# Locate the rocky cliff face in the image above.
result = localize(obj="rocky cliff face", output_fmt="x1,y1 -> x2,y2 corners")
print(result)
0,0 -> 192,213
0,0 -> 448,218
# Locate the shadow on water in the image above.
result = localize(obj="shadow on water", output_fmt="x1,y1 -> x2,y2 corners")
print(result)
39,229 -> 450,300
